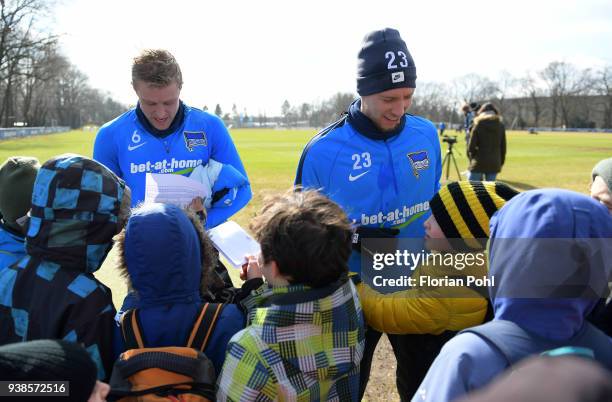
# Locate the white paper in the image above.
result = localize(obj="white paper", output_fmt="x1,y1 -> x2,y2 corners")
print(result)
207,221 -> 261,268
144,173 -> 210,207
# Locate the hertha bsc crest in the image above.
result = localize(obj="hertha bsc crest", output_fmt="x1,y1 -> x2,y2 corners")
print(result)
407,151 -> 430,178
184,131 -> 207,151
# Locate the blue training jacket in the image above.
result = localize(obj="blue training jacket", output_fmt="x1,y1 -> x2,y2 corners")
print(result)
296,100 -> 442,274
93,104 -> 251,228
413,189 -> 612,402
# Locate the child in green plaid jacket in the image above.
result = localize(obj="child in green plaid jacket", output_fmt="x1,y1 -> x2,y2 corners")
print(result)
217,190 -> 365,401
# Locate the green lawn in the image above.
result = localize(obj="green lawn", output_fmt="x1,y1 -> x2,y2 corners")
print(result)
0,130 -> 99,163
2,128 -> 611,307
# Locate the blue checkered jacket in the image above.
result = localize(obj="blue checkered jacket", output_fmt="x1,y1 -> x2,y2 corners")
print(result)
0,154 -> 126,380
0,225 -> 25,270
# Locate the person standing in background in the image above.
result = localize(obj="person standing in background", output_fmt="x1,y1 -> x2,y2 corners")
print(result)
467,103 -> 506,181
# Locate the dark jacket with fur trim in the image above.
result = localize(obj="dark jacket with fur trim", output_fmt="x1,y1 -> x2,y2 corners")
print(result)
467,112 -> 507,173
112,203 -> 246,375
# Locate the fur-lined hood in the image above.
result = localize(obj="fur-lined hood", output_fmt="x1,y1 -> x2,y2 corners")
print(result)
474,111 -> 502,124
114,203 -> 216,308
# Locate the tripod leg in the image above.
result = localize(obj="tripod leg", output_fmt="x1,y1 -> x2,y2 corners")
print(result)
442,152 -> 451,180
450,152 -> 461,180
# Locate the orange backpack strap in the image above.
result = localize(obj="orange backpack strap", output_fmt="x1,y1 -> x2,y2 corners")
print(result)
186,303 -> 225,352
120,309 -> 145,350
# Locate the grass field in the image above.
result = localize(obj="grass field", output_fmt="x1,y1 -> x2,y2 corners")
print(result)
3,128 -> 610,228
1,128 -> 611,400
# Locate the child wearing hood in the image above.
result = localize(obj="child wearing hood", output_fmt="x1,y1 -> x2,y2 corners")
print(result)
0,154 -> 131,380
117,159 -> 254,312
112,203 -> 249,375
413,189 -> 612,402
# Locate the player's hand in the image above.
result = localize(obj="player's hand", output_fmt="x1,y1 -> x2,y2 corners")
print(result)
241,254 -> 263,281
188,196 -> 204,212
352,226 -> 400,251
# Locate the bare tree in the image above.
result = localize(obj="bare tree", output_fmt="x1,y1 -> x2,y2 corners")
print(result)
281,99 -> 291,126
299,102 -> 310,121
412,82 -> 456,123
452,73 -> 498,104
0,1 -> 128,128
53,63 -> 89,127
0,0 -> 56,125
493,71 -> 518,116
231,103 -> 239,126
539,61 -> 594,128
595,65 -> 612,128
307,92 -> 354,127
520,73 -> 545,127
256,111 -> 267,127
214,103 -> 222,117
19,42 -> 60,124
328,92 -> 354,116
28,51 -> 69,125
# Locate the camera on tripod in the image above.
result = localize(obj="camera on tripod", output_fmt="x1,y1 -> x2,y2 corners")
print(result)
440,135 -> 461,180
442,135 -> 457,145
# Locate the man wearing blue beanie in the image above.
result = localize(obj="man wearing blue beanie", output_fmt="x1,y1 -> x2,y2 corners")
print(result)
296,28 -> 443,400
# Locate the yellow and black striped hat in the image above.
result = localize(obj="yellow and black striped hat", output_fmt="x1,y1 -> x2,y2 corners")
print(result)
429,181 -> 519,249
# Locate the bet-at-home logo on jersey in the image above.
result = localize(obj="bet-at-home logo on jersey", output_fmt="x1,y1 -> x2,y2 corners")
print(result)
407,151 -> 429,178
184,131 -> 207,151
361,201 -> 430,227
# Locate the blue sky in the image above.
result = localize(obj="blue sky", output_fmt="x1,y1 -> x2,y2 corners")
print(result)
53,0 -> 612,115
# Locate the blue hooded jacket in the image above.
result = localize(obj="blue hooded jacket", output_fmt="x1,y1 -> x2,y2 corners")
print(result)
112,203 -> 245,375
412,189 -> 612,402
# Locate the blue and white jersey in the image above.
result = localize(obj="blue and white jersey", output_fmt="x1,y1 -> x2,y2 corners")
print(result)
93,104 -> 251,228
296,101 -> 441,273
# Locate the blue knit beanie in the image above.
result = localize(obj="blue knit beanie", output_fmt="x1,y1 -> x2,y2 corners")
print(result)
357,28 -> 416,96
